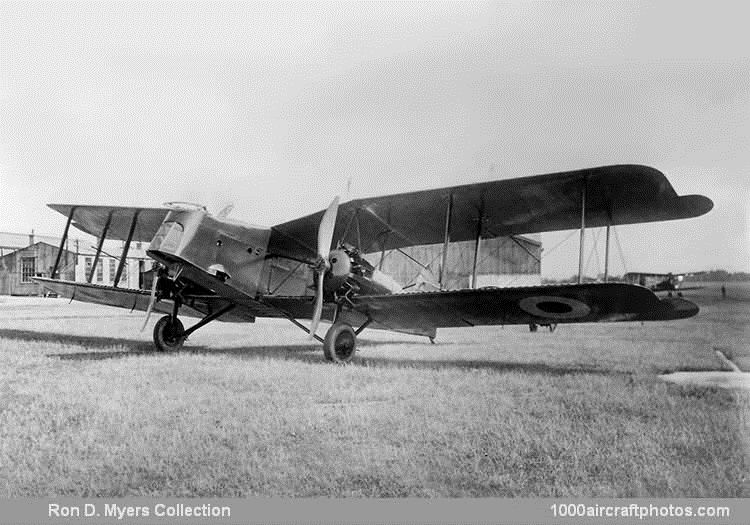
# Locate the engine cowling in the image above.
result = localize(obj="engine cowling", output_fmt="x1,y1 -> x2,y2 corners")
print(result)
322,245 -> 401,298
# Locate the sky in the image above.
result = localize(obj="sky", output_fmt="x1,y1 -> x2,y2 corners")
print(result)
1,1 -> 748,278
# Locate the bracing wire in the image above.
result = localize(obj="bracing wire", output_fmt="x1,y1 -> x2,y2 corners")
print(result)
590,229 -> 602,279
583,229 -> 599,280
613,226 -> 628,276
543,229 -> 580,257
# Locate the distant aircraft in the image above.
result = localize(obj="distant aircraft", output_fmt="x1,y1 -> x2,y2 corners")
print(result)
528,322 -> 557,333
623,272 -> 705,296
36,165 -> 712,362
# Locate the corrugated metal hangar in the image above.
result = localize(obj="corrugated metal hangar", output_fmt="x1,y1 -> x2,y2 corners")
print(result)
366,235 -> 542,290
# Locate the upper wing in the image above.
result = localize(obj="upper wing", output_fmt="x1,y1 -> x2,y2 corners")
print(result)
48,205 -> 170,242
347,283 -> 699,333
268,164 -> 713,261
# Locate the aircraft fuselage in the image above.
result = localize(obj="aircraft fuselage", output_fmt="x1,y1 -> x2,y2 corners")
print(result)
146,208 -> 400,302
147,208 -> 271,298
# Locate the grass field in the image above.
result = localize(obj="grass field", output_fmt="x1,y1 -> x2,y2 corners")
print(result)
0,282 -> 748,497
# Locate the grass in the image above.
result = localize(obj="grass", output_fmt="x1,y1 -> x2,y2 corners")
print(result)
0,284 -> 748,497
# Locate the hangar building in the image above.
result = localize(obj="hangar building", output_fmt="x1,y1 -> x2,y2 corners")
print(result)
266,234 -> 542,296
0,231 -> 152,296
366,235 -> 542,290
0,241 -> 76,296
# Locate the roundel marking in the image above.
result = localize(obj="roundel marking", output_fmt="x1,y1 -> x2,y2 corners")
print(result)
518,296 -> 591,320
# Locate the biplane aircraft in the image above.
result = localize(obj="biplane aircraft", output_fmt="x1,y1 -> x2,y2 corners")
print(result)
623,272 -> 705,296
35,165 -> 713,363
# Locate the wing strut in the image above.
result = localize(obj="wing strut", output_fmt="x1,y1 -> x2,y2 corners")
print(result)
51,206 -> 76,279
88,211 -> 113,283
604,224 -> 611,282
470,199 -> 485,289
577,176 -> 587,284
439,193 -> 453,289
114,210 -> 140,287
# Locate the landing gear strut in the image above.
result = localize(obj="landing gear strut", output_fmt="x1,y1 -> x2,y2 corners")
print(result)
150,302 -> 236,352
269,301 -> 368,363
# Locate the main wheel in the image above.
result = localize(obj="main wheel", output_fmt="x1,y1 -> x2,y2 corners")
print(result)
153,315 -> 186,352
323,322 -> 357,363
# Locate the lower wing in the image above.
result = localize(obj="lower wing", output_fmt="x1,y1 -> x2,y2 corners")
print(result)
33,277 -> 257,323
35,279 -> 698,337
349,283 -> 699,334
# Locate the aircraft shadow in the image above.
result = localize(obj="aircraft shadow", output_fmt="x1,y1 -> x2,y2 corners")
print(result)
0,328 -> 157,355
351,355 -> 621,376
1,328 -> 619,375
0,328 -> 320,362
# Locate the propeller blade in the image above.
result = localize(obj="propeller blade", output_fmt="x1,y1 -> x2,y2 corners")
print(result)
309,274 -> 325,339
317,196 -> 340,258
140,271 -> 159,332
308,196 -> 340,339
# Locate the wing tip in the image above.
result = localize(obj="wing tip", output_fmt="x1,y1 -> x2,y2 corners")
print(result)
683,194 -> 714,216
639,297 -> 700,321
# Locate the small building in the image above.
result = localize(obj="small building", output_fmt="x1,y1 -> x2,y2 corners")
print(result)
0,241 -> 76,296
0,231 -> 153,296
74,250 -> 153,289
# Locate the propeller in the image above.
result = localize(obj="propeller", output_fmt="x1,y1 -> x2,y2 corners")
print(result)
309,196 -> 340,338
140,266 -> 160,332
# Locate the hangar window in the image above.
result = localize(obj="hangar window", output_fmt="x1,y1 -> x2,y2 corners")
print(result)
96,260 -> 103,282
21,257 -> 36,283
85,257 -> 93,277
109,259 -> 116,282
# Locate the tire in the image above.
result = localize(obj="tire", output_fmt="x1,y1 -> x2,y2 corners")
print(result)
153,315 -> 185,352
323,323 -> 357,363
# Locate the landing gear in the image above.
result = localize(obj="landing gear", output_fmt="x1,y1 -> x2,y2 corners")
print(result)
153,315 -> 186,352
323,322 -> 357,363
150,302 -> 235,352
